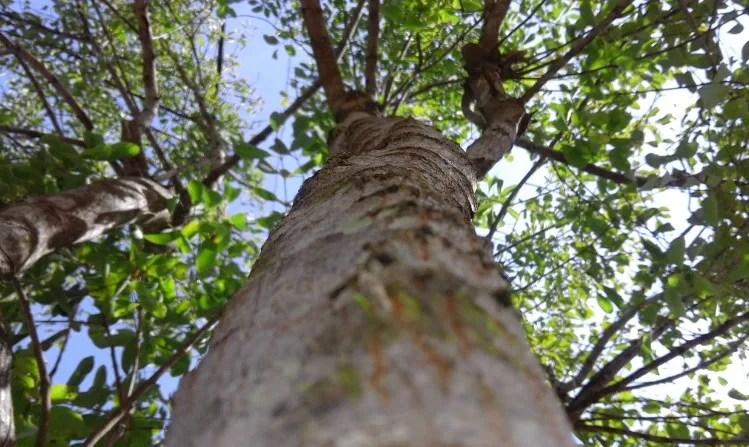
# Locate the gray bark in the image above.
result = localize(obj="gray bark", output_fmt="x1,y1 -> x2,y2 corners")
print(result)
167,115 -> 574,446
0,320 -> 12,447
0,177 -> 171,277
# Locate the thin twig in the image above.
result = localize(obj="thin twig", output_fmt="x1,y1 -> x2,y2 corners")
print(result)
16,58 -> 63,136
81,314 -> 220,447
0,32 -> 93,130
485,156 -> 546,241
520,0 -> 633,103
12,278 -> 51,447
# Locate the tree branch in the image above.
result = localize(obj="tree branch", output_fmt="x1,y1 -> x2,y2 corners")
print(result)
300,0 -> 347,117
133,0 -> 159,128
515,138 -> 707,189
0,125 -> 85,147
12,279 -> 51,447
364,0 -> 380,97
594,312 -> 748,398
519,0 -> 632,103
16,57 -> 63,136
0,32 -> 93,130
566,315 -> 676,419
575,423 -> 749,445
623,333 -> 749,391
81,314 -> 220,447
485,155 -> 546,241
563,294 -> 661,393
478,0 -> 512,48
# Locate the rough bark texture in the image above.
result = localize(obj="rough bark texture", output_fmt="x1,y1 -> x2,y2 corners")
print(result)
0,322 -> 12,447
0,177 -> 171,277
167,115 -> 574,446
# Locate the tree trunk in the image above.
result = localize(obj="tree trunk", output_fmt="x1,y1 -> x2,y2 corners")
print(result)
0,177 -> 171,277
0,320 -> 12,447
167,115 -> 574,446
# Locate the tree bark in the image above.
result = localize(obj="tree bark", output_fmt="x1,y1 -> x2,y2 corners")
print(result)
0,319 -> 13,447
166,115 -> 574,446
0,177 -> 171,277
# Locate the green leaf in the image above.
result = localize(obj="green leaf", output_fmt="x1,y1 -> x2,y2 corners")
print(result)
728,389 -> 749,400
160,277 -> 176,299
701,196 -> 719,226
235,142 -> 270,159
48,406 -> 85,437
596,295 -> 613,313
664,274 -> 686,317
92,365 -> 107,388
743,41 -> 749,62
665,236 -> 685,264
187,180 -> 205,204
229,213 -> 247,229
110,142 -> 141,157
50,384 -> 77,402
269,112 -> 284,131
263,35 -> 279,45
196,246 -> 217,276
698,83 -> 730,108
66,356 -> 94,387
143,231 -> 180,245
82,131 -> 104,148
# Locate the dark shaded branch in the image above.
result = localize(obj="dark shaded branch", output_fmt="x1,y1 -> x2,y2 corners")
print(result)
216,20 -> 226,98
520,0 -> 632,103
300,0 -> 347,117
563,294 -> 661,393
12,279 -> 51,447
594,312 -> 749,398
81,314 -> 220,447
566,316 -> 676,419
0,32 -> 93,130
623,333 -> 749,391
0,125 -> 85,146
575,423 -> 749,445
365,0 -> 380,97
515,138 -> 708,189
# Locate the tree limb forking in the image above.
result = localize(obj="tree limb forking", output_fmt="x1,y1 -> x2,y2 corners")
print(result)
519,0 -> 633,103
81,313 -> 220,447
12,279 -> 51,447
0,32 -> 94,131
365,0 -> 380,97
